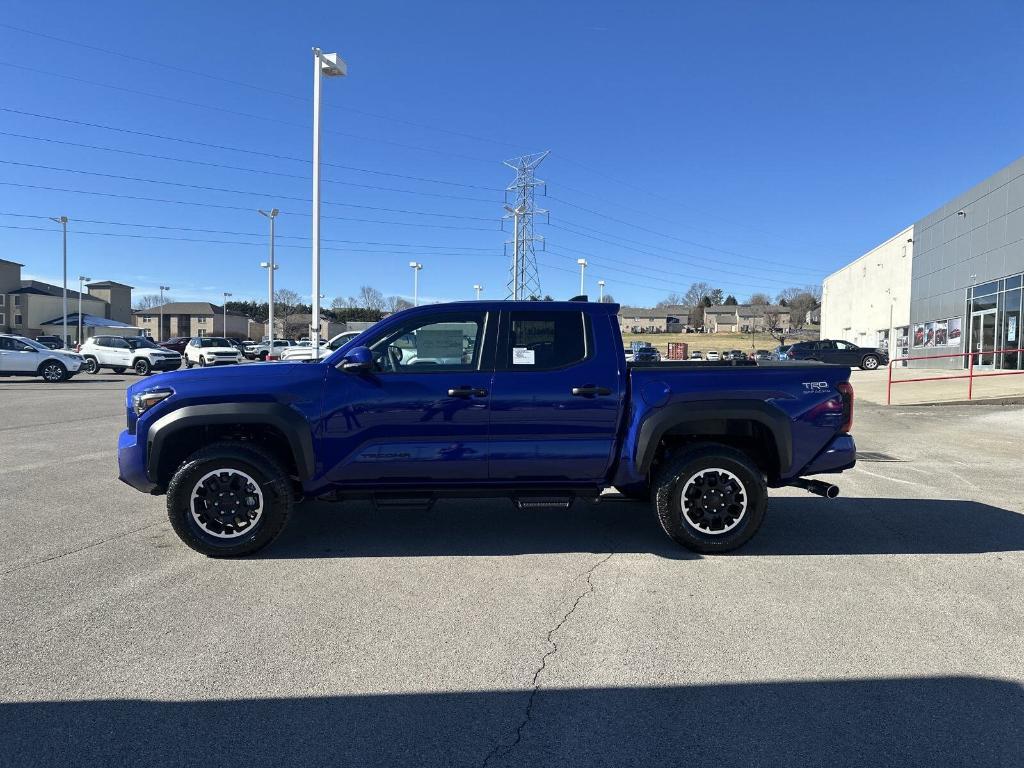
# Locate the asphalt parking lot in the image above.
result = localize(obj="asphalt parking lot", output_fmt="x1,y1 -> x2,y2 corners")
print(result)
1,373 -> 1022,767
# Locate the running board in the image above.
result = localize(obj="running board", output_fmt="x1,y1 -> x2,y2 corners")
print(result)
513,495 -> 575,510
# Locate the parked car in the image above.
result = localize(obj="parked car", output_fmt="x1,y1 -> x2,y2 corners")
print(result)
774,345 -> 793,360
159,337 -> 190,355
0,334 -> 83,382
118,300 -> 856,558
35,335 -> 65,350
705,350 -> 720,361
80,335 -> 183,376
754,349 -> 773,361
279,331 -> 361,361
250,339 -> 296,361
184,337 -> 242,368
787,340 -> 888,370
689,351 -> 703,360
633,347 -> 662,363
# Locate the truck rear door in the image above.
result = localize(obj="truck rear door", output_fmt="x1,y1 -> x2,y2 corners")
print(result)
487,307 -> 622,483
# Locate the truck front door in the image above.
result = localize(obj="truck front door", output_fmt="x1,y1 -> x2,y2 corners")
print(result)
320,309 -> 494,486
487,308 -> 622,483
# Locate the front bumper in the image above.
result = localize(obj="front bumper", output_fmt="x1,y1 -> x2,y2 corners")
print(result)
118,429 -> 157,493
151,358 -> 182,371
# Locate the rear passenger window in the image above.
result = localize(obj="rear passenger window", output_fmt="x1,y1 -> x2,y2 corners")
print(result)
503,311 -> 589,370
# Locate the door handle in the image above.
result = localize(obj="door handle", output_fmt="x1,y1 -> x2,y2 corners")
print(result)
571,385 -> 611,397
448,387 -> 489,398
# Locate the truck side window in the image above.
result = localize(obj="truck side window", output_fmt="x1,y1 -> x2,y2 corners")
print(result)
367,312 -> 486,373
503,311 -> 589,370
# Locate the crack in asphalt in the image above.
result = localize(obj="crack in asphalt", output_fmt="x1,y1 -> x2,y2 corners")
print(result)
0,521 -> 165,577
479,552 -> 614,768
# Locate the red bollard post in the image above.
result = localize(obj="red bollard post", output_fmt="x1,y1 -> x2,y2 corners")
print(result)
968,351 -> 975,400
887,359 -> 893,405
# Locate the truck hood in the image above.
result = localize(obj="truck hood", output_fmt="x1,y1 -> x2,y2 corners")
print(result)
140,361 -> 313,389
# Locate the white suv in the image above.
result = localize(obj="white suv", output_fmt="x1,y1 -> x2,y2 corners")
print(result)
0,334 -> 84,382
80,335 -> 182,376
279,331 -> 361,361
184,337 -> 242,368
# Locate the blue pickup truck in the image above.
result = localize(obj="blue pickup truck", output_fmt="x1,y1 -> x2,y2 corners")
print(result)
118,300 -> 856,557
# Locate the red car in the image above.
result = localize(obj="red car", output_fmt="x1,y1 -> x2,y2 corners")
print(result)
159,337 -> 189,354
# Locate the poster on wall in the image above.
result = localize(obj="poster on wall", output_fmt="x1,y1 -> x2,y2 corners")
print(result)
924,322 -> 936,347
913,324 -> 926,347
933,320 -> 948,346
1009,316 -> 1018,345
947,317 -> 962,347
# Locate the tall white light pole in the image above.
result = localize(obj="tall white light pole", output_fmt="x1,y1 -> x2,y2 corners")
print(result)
77,275 -> 90,347
504,203 -> 524,300
598,279 -> 605,303
577,258 -> 588,296
158,285 -> 170,342
50,216 -> 68,346
473,284 -> 483,300
222,292 -> 232,336
311,47 -> 347,360
409,262 -> 423,306
259,208 -> 280,346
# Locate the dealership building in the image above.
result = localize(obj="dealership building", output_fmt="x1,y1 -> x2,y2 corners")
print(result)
823,154 -> 1024,369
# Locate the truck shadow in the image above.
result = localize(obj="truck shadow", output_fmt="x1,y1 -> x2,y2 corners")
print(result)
2,677 -> 1020,767
264,496 -> 1024,559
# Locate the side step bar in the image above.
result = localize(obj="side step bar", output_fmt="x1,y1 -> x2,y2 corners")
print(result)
513,496 -> 575,510
788,478 -> 840,498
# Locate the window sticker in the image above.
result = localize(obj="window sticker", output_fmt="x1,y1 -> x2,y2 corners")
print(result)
512,347 -> 535,365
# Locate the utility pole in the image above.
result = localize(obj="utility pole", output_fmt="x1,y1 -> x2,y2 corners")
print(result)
222,292 -> 232,336
259,208 -> 280,346
503,152 -> 549,300
50,216 -> 68,346
158,285 -> 170,342
77,275 -> 90,348
409,262 -> 423,305
577,258 -> 588,296
473,284 -> 483,300
310,47 -> 347,360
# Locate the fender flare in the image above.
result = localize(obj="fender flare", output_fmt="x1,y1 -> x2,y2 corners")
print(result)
146,403 -> 315,483
635,400 -> 793,476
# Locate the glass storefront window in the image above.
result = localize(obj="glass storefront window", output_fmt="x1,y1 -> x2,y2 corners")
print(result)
1002,288 -> 1021,370
970,294 -> 998,313
1006,275 -> 1023,290
973,281 -> 999,297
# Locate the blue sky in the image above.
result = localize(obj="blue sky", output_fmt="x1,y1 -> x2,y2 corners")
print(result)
1,0 -> 1023,307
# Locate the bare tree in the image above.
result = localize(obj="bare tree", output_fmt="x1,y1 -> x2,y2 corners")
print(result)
133,294 -> 166,310
385,295 -> 413,313
748,292 -> 771,306
656,292 -> 683,308
600,293 -> 616,304
764,309 -> 787,345
330,295 -> 353,310
682,282 -> 712,307
355,285 -> 386,311
776,287 -> 818,330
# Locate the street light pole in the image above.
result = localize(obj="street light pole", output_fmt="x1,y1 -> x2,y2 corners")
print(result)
473,284 -> 482,300
222,292 -> 232,336
77,275 -> 90,347
259,208 -> 280,347
310,47 -> 347,360
598,280 -> 605,303
50,216 -> 68,346
409,262 -> 423,306
158,285 -> 170,342
576,258 -> 588,296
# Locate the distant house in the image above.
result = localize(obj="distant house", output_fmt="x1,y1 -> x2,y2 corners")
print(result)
617,304 -> 692,334
134,302 -> 252,341
0,258 -> 133,344
704,304 -> 792,333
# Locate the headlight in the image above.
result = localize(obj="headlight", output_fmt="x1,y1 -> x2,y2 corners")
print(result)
133,388 -> 173,416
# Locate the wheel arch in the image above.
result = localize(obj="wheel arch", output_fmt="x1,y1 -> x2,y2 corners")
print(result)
146,403 -> 315,487
636,400 -> 793,481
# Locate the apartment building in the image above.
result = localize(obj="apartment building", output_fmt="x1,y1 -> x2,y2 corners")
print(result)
134,302 -> 253,340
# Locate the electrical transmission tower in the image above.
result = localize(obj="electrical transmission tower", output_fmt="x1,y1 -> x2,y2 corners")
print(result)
503,151 -> 549,300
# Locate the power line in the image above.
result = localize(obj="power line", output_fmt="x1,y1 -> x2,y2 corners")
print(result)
0,160 -> 502,221
0,22 -> 529,152
0,181 -> 499,232
0,60 -> 497,165
0,107 -> 502,192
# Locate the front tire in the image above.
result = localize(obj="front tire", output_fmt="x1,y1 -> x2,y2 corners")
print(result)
861,355 -> 879,370
166,442 -> 293,557
199,356 -> 207,367
653,444 -> 767,553
40,360 -> 68,383
133,358 -> 152,376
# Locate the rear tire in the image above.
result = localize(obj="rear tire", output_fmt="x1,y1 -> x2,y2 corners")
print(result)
199,356 -> 207,367
166,442 -> 293,557
861,355 -> 879,370
652,444 -> 767,553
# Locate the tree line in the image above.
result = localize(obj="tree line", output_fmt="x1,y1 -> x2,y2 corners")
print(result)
655,282 -> 822,331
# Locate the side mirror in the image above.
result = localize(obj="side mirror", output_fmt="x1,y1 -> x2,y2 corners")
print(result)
340,345 -> 372,372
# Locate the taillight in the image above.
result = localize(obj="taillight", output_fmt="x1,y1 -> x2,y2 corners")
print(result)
837,381 -> 854,432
